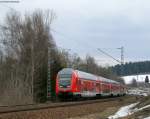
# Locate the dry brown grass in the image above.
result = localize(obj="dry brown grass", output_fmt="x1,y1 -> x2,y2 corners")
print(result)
136,96 -> 150,108
0,96 -> 138,119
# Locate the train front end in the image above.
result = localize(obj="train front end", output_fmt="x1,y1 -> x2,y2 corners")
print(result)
56,68 -> 78,99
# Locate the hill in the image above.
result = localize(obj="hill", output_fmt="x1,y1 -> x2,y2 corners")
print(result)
111,61 -> 150,76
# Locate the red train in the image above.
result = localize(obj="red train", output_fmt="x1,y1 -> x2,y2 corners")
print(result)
56,68 -> 126,99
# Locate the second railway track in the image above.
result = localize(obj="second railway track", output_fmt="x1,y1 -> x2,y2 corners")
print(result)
0,96 -> 125,114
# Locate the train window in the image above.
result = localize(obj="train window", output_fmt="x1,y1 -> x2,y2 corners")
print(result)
58,74 -> 72,88
59,74 -> 72,78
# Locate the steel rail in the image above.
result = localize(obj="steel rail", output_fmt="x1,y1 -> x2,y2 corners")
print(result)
0,96 -> 125,114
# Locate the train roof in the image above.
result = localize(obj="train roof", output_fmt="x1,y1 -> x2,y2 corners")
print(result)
98,76 -> 118,84
58,68 -> 97,80
58,68 -> 120,84
75,70 -> 97,81
58,68 -> 73,75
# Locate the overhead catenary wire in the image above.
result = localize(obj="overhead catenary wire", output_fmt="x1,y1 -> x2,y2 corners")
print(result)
0,0 -> 19,2
0,3 -> 16,10
97,48 -> 122,64
50,28 -> 123,65
50,28 -> 98,52
0,0 -> 19,11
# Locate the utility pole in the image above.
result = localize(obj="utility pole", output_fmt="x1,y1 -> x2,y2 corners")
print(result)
117,46 -> 124,76
47,47 -> 51,100
117,46 -> 124,65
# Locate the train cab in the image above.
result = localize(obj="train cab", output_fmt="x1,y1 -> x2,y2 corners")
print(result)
56,68 -> 80,98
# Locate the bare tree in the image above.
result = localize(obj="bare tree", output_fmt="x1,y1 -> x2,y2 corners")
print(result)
0,9 -> 56,104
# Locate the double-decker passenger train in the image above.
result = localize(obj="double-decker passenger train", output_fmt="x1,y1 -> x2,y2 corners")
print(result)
56,68 -> 126,99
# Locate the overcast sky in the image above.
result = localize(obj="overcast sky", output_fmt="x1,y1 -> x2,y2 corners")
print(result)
0,0 -> 150,66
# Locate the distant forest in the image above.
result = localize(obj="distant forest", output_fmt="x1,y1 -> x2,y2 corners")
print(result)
111,61 -> 150,76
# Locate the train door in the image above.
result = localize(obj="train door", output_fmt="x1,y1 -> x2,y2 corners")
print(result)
96,81 -> 101,96
82,80 -> 88,91
96,82 -> 100,93
77,79 -> 81,92
101,82 -> 110,96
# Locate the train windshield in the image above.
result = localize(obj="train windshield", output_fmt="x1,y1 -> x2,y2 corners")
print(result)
59,74 -> 71,88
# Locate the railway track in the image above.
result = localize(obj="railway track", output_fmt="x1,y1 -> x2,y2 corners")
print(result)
0,96 -> 125,114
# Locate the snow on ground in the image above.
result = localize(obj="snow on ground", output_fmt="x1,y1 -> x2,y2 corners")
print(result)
108,86 -> 150,119
122,74 -> 150,84
127,88 -> 149,96
108,103 -> 138,119
144,117 -> 150,119
108,103 -> 150,119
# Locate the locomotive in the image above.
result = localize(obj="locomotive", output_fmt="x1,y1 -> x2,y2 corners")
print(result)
56,68 -> 126,99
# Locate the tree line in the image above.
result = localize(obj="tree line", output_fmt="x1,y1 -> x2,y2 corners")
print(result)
112,61 -> 150,76
0,10 -> 123,105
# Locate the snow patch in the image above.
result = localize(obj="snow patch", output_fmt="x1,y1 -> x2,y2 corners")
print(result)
122,74 -> 150,84
144,117 -> 150,119
108,103 -> 138,119
128,88 -> 149,96
108,103 -> 150,119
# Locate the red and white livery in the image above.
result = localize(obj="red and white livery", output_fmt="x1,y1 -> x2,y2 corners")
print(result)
56,68 -> 126,98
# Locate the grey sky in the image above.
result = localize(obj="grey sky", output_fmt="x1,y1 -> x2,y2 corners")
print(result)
0,0 -> 150,66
